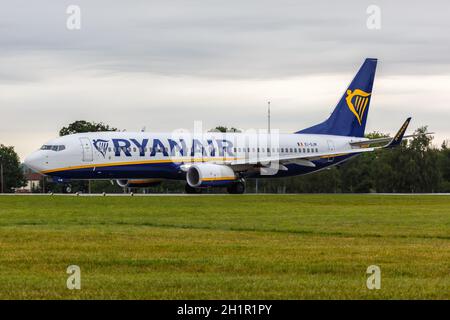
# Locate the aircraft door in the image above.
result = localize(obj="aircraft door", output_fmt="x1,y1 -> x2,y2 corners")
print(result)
80,137 -> 93,162
327,140 -> 335,162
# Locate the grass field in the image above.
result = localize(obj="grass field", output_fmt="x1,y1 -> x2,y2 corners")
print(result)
0,194 -> 449,299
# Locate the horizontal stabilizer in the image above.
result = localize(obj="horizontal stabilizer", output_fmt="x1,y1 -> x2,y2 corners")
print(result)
349,118 -> 431,149
384,117 -> 411,148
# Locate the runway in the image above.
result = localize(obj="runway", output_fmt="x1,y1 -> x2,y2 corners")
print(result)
3,193 -> 450,196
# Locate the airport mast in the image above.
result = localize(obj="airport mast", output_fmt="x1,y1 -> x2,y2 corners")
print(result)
0,163 -> 3,193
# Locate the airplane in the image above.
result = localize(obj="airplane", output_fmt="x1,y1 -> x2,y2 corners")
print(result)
24,58 -> 414,194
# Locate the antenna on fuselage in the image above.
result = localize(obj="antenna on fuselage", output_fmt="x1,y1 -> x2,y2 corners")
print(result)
267,101 -> 271,134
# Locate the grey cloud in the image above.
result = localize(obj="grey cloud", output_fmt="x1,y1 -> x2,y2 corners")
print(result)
1,0 -> 450,79
0,0 -> 450,159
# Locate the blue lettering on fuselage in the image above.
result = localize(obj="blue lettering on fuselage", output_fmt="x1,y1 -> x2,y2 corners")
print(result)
112,139 -> 132,157
206,139 -> 215,156
130,138 -> 149,156
109,138 -> 234,158
216,139 -> 234,157
150,139 -> 169,157
191,139 -> 206,157
168,139 -> 186,156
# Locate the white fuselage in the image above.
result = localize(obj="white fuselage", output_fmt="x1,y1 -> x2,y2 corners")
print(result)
24,131 -> 366,181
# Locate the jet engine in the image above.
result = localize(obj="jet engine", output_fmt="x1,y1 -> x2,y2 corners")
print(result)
116,179 -> 162,188
186,163 -> 236,187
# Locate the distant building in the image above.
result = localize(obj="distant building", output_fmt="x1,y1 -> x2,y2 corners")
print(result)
16,165 -> 43,193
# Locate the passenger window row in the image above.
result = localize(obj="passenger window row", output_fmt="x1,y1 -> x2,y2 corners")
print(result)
107,145 -> 320,155
232,147 -> 319,154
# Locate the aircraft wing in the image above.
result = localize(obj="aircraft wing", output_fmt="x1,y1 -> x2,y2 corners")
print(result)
226,147 -> 375,167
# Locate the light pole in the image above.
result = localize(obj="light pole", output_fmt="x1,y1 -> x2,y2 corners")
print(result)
0,163 -> 4,193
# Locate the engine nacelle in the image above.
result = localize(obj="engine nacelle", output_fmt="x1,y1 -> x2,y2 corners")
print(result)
186,163 -> 236,187
116,179 -> 162,188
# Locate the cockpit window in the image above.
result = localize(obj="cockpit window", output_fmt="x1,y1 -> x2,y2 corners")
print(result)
41,145 -> 66,151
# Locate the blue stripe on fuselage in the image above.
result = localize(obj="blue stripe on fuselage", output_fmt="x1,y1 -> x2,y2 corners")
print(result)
46,154 -> 359,181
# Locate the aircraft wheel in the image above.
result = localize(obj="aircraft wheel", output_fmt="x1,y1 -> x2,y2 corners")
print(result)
227,180 -> 246,194
185,184 -> 202,194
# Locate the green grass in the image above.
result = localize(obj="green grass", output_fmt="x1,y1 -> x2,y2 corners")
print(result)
0,194 -> 449,299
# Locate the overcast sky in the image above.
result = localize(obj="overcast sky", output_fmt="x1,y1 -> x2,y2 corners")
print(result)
1,0 -> 450,160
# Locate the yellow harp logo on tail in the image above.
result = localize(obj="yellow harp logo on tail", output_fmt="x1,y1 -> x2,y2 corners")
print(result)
345,89 -> 371,125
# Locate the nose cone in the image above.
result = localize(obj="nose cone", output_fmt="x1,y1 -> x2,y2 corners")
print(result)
24,151 -> 46,173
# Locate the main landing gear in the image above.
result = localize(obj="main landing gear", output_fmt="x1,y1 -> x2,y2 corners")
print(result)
184,184 -> 203,194
227,180 -> 246,194
184,179 -> 246,194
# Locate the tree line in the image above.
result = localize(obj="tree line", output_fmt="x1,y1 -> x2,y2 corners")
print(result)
1,121 -> 449,193
252,126 -> 448,194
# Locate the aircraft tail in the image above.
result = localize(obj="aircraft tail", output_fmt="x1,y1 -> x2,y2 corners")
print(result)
297,58 -> 377,137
